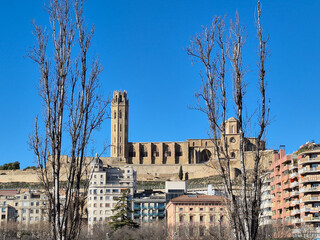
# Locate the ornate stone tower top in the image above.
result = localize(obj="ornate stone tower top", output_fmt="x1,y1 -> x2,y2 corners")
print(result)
111,91 -> 129,159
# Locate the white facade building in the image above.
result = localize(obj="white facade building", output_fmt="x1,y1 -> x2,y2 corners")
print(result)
88,156 -> 136,228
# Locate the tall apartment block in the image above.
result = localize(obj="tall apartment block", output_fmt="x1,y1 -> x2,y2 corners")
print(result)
87,155 -> 136,228
270,148 -> 292,225
269,143 -> 320,238
298,143 -> 320,237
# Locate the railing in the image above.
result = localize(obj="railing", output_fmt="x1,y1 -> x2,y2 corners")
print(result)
290,172 -> 298,178
291,200 -> 300,206
299,157 -> 320,165
290,191 -> 299,197
300,186 -> 320,192
300,176 -> 320,183
302,216 -> 320,222
290,181 -> 299,188
291,209 -> 300,215
301,196 -> 320,202
299,167 -> 320,174
292,218 -> 300,224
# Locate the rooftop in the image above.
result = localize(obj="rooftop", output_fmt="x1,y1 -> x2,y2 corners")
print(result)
170,194 -> 224,204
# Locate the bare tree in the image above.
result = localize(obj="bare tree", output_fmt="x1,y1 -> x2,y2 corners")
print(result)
28,0 -> 108,239
186,1 -> 269,240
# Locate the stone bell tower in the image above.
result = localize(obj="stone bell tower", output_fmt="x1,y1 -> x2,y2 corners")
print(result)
111,91 -> 129,159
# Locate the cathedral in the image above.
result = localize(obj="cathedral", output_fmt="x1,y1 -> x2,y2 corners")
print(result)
108,91 -> 273,180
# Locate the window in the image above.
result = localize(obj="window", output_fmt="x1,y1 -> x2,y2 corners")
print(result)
189,208 -> 193,211
200,215 -> 203,222
129,146 -> 136,157
200,208 -> 203,211
141,145 -> 148,157
179,215 -> 184,223
176,145 -> 182,157
105,203 -> 110,207
113,189 -> 119,193
1,208 -> 6,213
190,215 -> 193,223
106,189 -> 110,193
164,145 -> 171,157
210,215 -> 214,223
230,137 -> 236,143
119,110 -> 122,119
179,208 -> 183,211
114,111 -> 116,119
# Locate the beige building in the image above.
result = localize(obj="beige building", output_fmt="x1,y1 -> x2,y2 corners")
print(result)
109,90 -> 272,180
166,194 -> 227,238
0,189 -> 48,227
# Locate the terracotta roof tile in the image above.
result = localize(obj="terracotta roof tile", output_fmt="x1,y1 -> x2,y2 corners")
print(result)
170,194 -> 225,203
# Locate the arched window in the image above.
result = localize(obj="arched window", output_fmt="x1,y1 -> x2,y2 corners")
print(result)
230,152 -> 236,158
119,110 -> 122,119
200,149 -> 211,163
114,111 -> 116,119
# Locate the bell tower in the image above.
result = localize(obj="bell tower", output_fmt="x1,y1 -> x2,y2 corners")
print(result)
111,91 -> 129,159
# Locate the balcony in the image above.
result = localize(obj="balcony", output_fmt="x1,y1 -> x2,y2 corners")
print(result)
303,176 -> 320,184
299,157 -> 320,165
290,190 -> 299,197
301,216 -> 320,223
289,165 -> 298,171
291,200 -> 300,206
301,196 -> 320,202
282,183 -> 290,190
134,212 -> 141,217
283,192 -> 290,199
299,166 -> 320,175
262,202 -> 273,208
290,181 -> 299,188
292,218 -> 300,224
301,206 -> 320,212
291,209 -> 300,215
290,172 -> 298,179
300,186 -> 320,193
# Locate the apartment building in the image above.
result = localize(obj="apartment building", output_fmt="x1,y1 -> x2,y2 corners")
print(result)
133,190 -> 166,224
0,189 -> 48,226
298,143 -> 320,237
87,156 -> 136,228
260,172 -> 273,226
166,194 -> 226,238
269,143 -> 320,238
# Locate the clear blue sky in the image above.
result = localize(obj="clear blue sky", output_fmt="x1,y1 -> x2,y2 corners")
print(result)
0,0 -> 319,169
